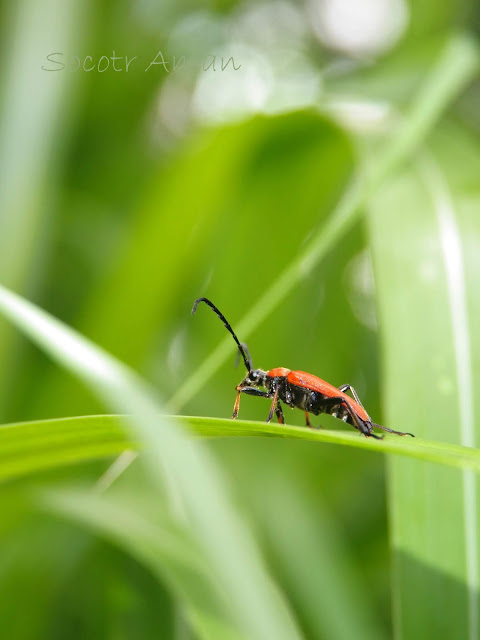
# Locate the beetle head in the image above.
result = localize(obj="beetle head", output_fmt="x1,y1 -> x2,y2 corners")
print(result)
237,368 -> 267,390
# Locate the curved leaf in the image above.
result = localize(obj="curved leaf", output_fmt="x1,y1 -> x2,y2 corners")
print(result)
1,415 -> 480,483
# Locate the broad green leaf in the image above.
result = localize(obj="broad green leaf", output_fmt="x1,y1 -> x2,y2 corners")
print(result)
0,284 -> 302,640
367,121 -> 480,639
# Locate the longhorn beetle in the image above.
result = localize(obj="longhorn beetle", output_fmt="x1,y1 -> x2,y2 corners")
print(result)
192,297 -> 414,439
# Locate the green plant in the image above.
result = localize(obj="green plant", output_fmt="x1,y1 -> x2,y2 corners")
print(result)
0,2 -> 479,637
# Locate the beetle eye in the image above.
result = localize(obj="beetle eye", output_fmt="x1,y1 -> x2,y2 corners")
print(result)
251,371 -> 258,380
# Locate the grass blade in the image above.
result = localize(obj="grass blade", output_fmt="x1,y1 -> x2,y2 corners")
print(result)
0,284 -> 302,640
256,476 -> 387,640
41,487 -> 251,640
1,415 -> 480,483
0,0 -> 89,415
367,122 -> 480,639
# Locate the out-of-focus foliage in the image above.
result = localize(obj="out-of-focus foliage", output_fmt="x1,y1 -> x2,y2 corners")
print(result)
0,0 -> 479,638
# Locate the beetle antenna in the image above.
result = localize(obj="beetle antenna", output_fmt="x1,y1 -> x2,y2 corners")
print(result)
234,342 -> 253,370
192,297 -> 252,372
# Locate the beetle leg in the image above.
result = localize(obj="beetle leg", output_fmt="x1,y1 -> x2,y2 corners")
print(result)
275,401 -> 285,424
339,398 -> 378,437
372,422 -> 414,437
267,388 -> 279,423
338,384 -> 365,409
232,387 -> 269,419
238,387 -> 270,398
317,396 -> 383,439
232,391 -> 241,419
305,412 -> 323,429
338,386 -> 413,437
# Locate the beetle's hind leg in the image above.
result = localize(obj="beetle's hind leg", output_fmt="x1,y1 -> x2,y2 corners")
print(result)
372,422 -> 414,437
338,384 -> 365,409
314,396 -> 380,439
338,387 -> 414,437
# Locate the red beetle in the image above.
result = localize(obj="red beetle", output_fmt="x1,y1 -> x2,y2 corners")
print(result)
193,297 -> 414,439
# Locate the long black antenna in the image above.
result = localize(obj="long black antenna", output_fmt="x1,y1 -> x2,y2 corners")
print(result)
192,297 -> 252,372
235,342 -> 253,371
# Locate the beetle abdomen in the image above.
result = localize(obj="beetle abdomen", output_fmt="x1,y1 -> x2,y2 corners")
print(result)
283,383 -> 325,413
283,383 -> 356,425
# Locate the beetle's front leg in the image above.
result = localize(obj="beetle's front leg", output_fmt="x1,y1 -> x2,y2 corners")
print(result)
275,401 -> 285,424
232,386 -> 270,419
266,388 -> 279,423
232,391 -> 241,419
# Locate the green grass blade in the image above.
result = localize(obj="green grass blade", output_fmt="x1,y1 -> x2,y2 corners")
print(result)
0,284 -> 302,640
40,487 -> 251,640
0,0 -> 85,289
256,476 -> 387,640
1,415 -> 480,484
365,34 -> 479,189
367,122 -> 480,639
0,0 -> 89,415
168,32 -> 479,413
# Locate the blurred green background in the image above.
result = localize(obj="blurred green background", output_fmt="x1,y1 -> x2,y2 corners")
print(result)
0,0 -> 479,638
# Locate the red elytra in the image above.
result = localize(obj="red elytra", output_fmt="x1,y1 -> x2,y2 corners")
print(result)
268,368 -> 370,422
